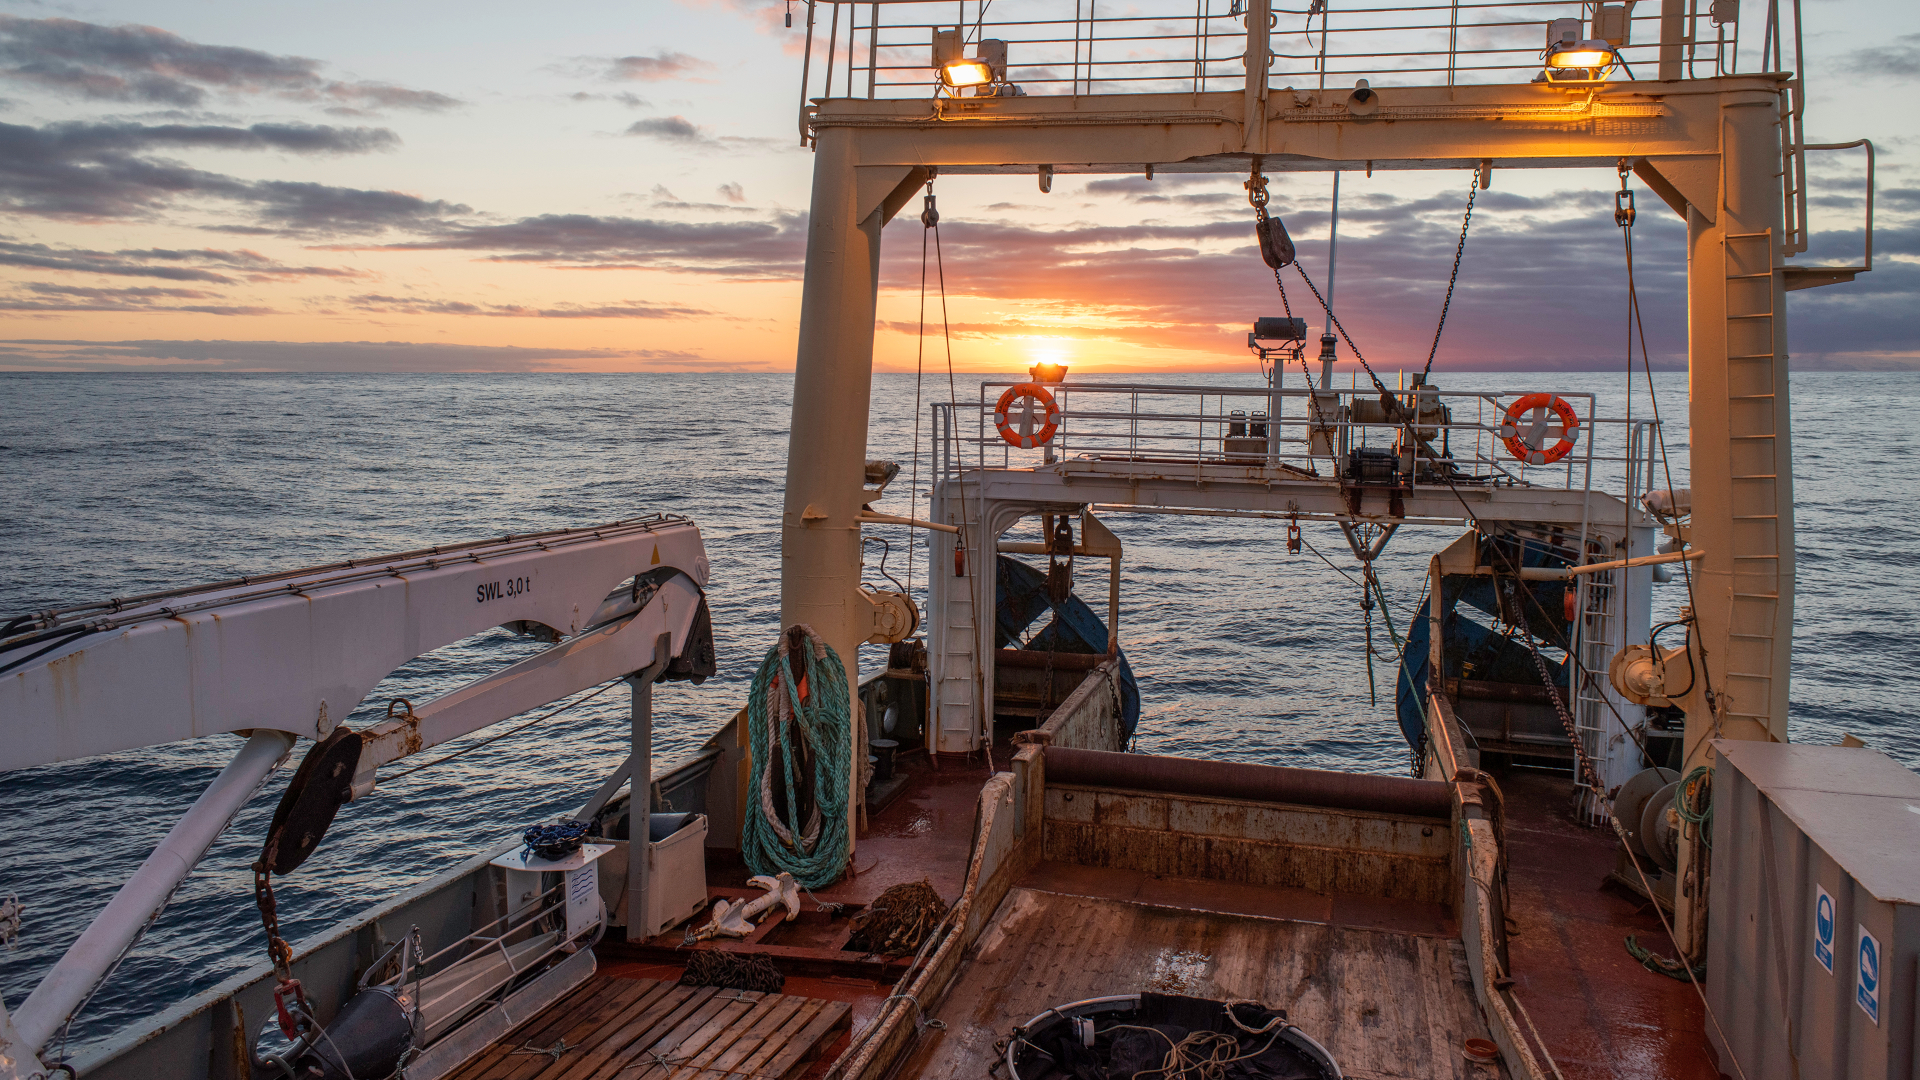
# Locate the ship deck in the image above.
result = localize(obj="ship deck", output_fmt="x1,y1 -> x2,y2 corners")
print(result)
481,754 -> 1724,1080
1497,768 -> 1723,1080
900,872 -> 1502,1080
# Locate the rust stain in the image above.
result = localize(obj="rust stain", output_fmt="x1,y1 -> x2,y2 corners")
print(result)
230,998 -> 252,1080
399,712 -> 423,756
1043,821 -> 1450,904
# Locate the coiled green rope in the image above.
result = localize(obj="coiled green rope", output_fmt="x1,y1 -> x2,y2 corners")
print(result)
1676,765 -> 1713,850
743,625 -> 852,888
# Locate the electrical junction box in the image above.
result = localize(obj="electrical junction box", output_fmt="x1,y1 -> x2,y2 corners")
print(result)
490,842 -> 614,943
1706,741 -> 1920,1079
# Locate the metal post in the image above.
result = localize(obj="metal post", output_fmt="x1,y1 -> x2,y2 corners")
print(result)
625,635 -> 670,941
1242,0 -> 1270,151
1319,171 -> 1341,389
12,729 -> 296,1056
1674,95 -> 1794,954
782,125 -> 890,852
1659,0 -> 1687,80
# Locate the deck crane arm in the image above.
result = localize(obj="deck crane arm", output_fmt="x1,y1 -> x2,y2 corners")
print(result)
0,517 -> 715,1070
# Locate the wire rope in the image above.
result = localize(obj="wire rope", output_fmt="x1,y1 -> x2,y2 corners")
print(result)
384,679 -> 621,783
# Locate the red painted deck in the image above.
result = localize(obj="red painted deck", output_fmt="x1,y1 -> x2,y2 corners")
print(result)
1498,768 -> 1727,1080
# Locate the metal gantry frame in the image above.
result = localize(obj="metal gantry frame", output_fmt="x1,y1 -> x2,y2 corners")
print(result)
778,0 -> 1871,959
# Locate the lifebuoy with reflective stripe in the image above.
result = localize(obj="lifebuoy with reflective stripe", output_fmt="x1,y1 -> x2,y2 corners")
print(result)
995,383 -> 1060,449
1498,393 -> 1580,465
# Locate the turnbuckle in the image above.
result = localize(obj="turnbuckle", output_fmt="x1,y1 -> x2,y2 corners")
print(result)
1614,159 -> 1636,227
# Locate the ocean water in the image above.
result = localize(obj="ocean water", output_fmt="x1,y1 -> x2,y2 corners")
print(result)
2,370 -> 1916,1057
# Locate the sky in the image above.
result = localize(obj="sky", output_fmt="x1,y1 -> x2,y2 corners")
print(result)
0,0 -> 1911,373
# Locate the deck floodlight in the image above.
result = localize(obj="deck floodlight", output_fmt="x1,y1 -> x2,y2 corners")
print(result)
1546,39 -> 1619,69
933,29 -> 1009,91
940,58 -> 994,88
1540,17 -> 1617,82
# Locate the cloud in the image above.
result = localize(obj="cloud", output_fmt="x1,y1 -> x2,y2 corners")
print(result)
626,116 -> 704,142
597,51 -> 714,82
0,240 -> 357,281
865,185 -> 1698,370
340,293 -> 708,318
0,119 -> 463,230
570,90 -> 648,107
0,239 -> 370,286
0,16 -> 460,111
30,119 -> 398,154
235,179 -> 466,234
0,338 -> 728,372
718,182 -> 745,204
351,211 -> 808,278
0,288 -> 272,315
1841,34 -> 1920,80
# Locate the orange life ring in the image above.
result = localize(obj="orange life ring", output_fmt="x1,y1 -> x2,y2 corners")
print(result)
994,383 -> 1060,449
1499,394 -> 1580,465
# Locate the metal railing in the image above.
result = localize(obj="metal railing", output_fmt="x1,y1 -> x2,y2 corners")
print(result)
363,880 -> 592,1043
934,381 -> 1663,513
797,0 -> 1749,108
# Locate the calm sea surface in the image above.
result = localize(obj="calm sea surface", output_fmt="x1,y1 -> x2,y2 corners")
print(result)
2,371 -> 1916,1054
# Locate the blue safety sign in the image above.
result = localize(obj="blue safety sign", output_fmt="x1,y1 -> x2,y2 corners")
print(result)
1857,925 -> 1880,1025
1813,885 -> 1834,974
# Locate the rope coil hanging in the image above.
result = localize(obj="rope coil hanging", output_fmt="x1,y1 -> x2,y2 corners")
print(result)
744,624 -> 853,888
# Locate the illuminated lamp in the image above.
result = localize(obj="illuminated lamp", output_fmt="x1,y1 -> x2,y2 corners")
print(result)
940,58 -> 994,88
1546,39 -> 1619,69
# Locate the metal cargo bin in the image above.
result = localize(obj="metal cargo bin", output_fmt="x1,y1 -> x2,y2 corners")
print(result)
1706,741 -> 1920,1079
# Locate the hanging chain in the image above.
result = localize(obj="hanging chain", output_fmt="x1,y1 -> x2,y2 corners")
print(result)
1420,174 -> 1479,377
1505,578 -> 1603,792
253,847 -> 294,983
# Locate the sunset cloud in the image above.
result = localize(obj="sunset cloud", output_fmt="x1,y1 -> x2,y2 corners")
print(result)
0,16 -> 460,111
0,239 -> 367,283
360,211 -> 808,277
598,51 -> 715,83
625,116 -> 705,142
340,293 -> 709,319
0,338 -> 722,372
0,119 -> 450,228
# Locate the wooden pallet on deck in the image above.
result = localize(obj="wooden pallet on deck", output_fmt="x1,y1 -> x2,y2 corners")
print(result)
441,974 -> 852,1080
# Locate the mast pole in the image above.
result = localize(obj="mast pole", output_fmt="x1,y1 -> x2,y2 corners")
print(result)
1319,170 -> 1341,389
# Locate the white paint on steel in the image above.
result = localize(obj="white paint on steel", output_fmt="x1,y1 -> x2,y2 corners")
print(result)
10,729 -> 296,1058
1,518 -> 707,771
348,592 -> 699,799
